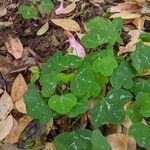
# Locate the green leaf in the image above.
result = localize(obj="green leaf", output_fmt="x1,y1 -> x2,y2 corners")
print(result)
48,94 -> 77,114
91,89 -> 133,127
24,83 -> 57,123
92,49 -> 118,76
40,71 -> 58,97
67,95 -> 89,118
94,72 -> 109,85
29,66 -> 40,83
127,92 -> 150,122
91,129 -> 111,150
130,78 -> 150,95
110,61 -> 134,89
57,73 -> 75,83
140,32 -> 150,42
54,129 -> 93,150
81,17 -> 122,48
18,5 -> 38,19
41,0 -> 54,13
71,62 -> 100,97
131,42 -> 150,72
129,123 -> 150,148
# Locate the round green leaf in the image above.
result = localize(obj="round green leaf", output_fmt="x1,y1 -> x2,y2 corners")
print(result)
18,5 -> 38,19
129,123 -> 150,148
41,0 -> 54,13
48,94 -> 77,114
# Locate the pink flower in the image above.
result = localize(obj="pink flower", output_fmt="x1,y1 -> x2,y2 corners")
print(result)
55,1 -> 64,15
66,31 -> 86,58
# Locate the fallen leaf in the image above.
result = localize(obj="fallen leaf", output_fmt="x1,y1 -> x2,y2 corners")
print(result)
4,34 -> 24,59
0,91 -> 13,121
0,115 -> 14,140
11,73 -> 28,102
61,2 -> 76,14
5,116 -> 32,144
37,22 -> 49,36
44,143 -> 56,150
128,136 -> 136,150
0,21 -> 13,27
0,89 -> 3,95
107,133 -> 128,150
15,98 -> 27,114
93,0 -> 104,3
110,2 -> 139,13
0,6 -> 7,17
51,19 -> 80,32
0,144 -> 17,150
69,0 -> 80,2
47,119 -> 53,134
132,17 -> 145,30
66,31 -> 86,58
110,13 -> 141,19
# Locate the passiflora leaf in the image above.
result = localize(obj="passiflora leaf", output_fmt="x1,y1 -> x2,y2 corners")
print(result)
91,129 -> 111,150
81,17 -> 122,48
24,83 -> 57,123
91,89 -> 133,127
130,42 -> 150,72
48,93 -> 77,114
129,123 -> 150,148
54,129 -> 93,150
110,61 -> 134,89
71,62 -> 100,97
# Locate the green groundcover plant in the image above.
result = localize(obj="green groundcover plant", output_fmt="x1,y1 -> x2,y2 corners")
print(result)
24,16 -> 150,149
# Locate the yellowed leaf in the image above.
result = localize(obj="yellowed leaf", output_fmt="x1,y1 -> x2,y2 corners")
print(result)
44,142 -> 56,150
11,73 -> 27,102
0,91 -> 13,121
61,2 -> 76,14
0,6 -> 7,17
4,34 -> 24,59
37,22 -> 49,36
15,98 -> 27,114
107,134 -> 128,150
110,13 -> 141,19
5,116 -> 32,144
51,19 -> 80,32
0,115 -> 14,140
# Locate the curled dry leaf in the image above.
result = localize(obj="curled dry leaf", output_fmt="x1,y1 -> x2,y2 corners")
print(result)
61,2 -> 76,14
0,6 -> 7,17
0,91 -> 13,121
44,142 -> 56,150
110,13 -> 141,19
0,115 -> 14,140
110,2 -> 140,13
11,73 -> 28,103
107,133 -> 128,150
4,34 -> 24,59
5,116 -> 32,144
51,19 -> 80,32
37,22 -> 49,36
0,21 -> 13,27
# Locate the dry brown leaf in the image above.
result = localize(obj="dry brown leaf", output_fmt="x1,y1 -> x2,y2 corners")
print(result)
0,144 -> 17,150
132,17 -> 145,30
37,22 -> 49,36
15,98 -> 27,114
51,19 -> 80,32
0,89 -> 3,95
110,13 -> 141,19
47,119 -> 53,134
4,34 -> 24,59
44,142 -> 56,150
0,21 -> 13,27
110,2 -> 139,13
0,115 -> 14,140
61,2 -> 76,14
0,91 -> 13,121
11,73 -> 27,102
128,136 -> 136,150
93,0 -> 104,3
5,115 -> 32,144
69,0 -> 80,2
107,133 -> 128,150
0,6 -> 7,17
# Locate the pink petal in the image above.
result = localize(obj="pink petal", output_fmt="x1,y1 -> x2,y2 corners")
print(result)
55,2 -> 64,15
67,32 -> 86,58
